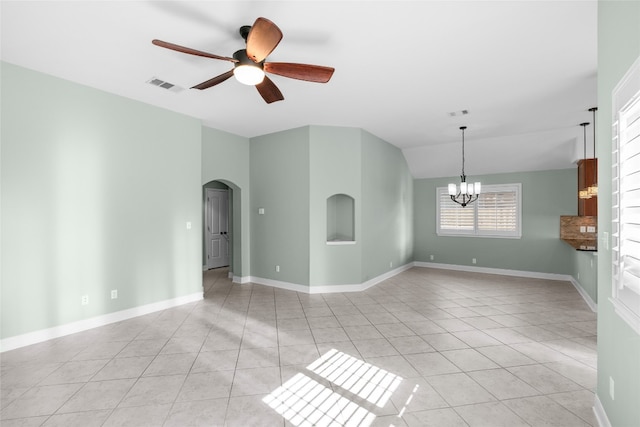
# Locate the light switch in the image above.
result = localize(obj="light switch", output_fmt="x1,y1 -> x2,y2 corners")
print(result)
258,208 -> 265,215
580,226 -> 586,233
186,222 -> 192,230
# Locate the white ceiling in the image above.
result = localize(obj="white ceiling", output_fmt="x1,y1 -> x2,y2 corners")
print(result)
1,0 -> 598,178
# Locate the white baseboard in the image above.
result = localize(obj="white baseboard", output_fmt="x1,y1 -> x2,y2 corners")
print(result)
415,262 -> 597,312
0,292 -> 203,353
233,275 -> 251,284
414,261 -> 572,281
593,394 -> 612,427
569,277 -> 598,312
243,263 -> 414,294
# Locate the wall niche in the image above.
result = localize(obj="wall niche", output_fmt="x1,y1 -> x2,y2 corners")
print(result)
327,194 -> 355,244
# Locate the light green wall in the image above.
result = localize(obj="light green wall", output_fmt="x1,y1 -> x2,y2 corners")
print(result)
201,127 -> 251,277
250,127 -> 311,286
309,126 -> 362,286
414,169 -> 577,274
250,125 -> 413,287
1,62 -> 202,340
596,1 -> 640,425
361,130 -> 414,281
572,251 -> 598,304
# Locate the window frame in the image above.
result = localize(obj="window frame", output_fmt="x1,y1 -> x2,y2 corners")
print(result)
611,54 -> 640,335
436,183 -> 522,239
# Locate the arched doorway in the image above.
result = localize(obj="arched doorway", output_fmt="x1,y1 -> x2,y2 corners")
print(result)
202,180 -> 243,279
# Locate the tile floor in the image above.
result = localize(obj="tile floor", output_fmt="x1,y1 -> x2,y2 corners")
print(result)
0,267 -> 598,426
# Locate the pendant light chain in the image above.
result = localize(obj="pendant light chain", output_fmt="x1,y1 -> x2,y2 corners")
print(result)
588,107 -> 598,197
461,126 -> 466,179
579,122 -> 591,200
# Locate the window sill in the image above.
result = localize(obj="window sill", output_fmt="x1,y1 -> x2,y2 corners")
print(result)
436,233 -> 522,239
610,297 -> 640,335
326,240 -> 356,246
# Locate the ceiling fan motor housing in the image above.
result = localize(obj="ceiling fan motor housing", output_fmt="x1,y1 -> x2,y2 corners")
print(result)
233,49 -> 264,69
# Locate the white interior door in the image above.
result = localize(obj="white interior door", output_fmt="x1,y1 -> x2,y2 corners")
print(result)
205,188 -> 229,269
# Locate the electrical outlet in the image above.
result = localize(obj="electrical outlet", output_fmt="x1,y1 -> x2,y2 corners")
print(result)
275,265 -> 280,272
111,289 -> 118,299
430,255 -> 434,261
81,295 -> 89,305
472,258 -> 477,264
186,221 -> 192,230
610,376 -> 615,400
580,226 -> 586,233
587,226 -> 596,233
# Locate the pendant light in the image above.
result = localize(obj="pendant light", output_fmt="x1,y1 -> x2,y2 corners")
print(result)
448,126 -> 481,207
579,122 -> 591,200
587,107 -> 598,197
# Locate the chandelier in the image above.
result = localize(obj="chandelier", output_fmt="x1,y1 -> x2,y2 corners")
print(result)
448,126 -> 481,207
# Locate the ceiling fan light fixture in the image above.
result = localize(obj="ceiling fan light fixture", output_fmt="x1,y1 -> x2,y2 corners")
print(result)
233,65 -> 265,85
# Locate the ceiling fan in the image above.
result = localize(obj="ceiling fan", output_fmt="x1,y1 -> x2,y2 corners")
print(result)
152,17 -> 335,104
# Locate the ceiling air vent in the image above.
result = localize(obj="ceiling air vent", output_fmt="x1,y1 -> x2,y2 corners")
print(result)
448,110 -> 469,117
146,77 -> 184,93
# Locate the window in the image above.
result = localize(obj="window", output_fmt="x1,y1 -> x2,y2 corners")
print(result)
437,183 -> 521,238
611,54 -> 640,334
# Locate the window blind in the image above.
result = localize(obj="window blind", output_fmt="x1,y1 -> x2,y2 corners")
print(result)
619,95 -> 640,295
437,184 -> 521,238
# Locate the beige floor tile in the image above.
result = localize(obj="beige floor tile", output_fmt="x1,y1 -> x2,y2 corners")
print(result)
403,407 -> 468,426
508,364 -> 583,394
502,395 -> 591,426
426,373 -> 496,406
467,368 -> 539,400
405,352 -> 461,376
164,398 -> 228,427
102,403 -> 172,427
42,410 -> 111,427
454,401 -> 529,427
441,348 -> 500,372
0,267 -> 599,427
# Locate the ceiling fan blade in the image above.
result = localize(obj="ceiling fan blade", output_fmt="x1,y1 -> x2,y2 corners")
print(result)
264,62 -> 335,83
256,76 -> 284,104
152,39 -> 237,63
246,17 -> 283,63
191,70 -> 234,90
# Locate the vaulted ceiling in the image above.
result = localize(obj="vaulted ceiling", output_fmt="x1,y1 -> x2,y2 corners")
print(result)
1,1 -> 598,178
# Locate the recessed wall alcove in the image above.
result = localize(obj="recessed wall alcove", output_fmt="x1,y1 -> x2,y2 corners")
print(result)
326,193 -> 355,244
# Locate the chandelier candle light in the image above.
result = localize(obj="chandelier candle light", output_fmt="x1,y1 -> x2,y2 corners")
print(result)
448,126 -> 481,207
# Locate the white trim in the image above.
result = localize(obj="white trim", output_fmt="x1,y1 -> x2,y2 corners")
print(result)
326,241 -> 357,245
415,262 -> 597,311
569,277 -> 598,313
593,395 -> 612,427
414,261 -> 569,281
245,263 -> 414,294
0,292 -> 203,353
233,275 -> 251,284
609,297 -> 640,335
